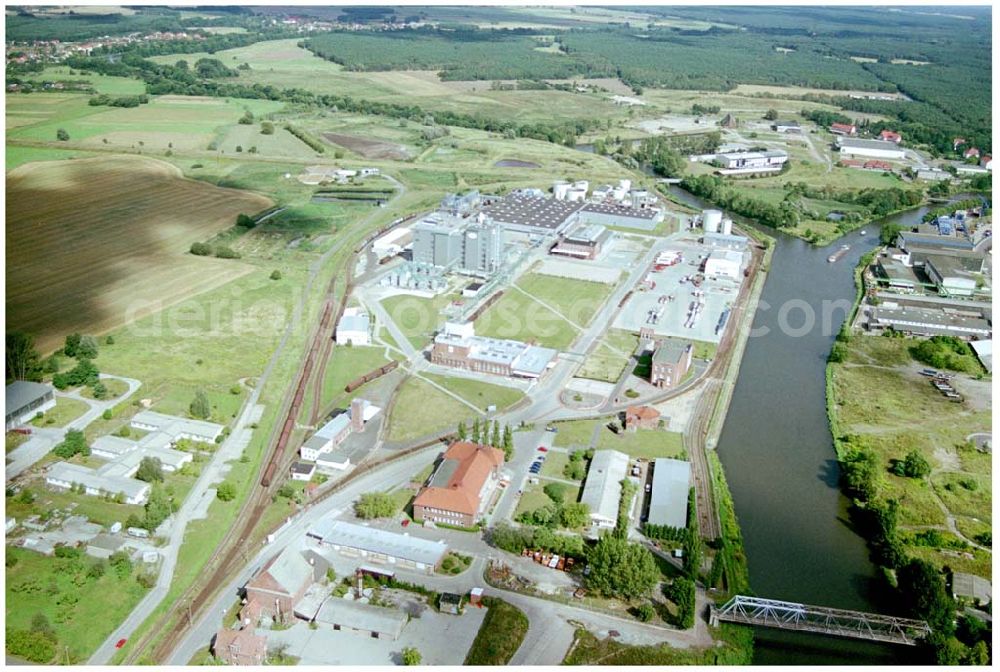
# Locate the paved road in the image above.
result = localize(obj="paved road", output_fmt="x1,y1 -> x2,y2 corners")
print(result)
5,374 -> 141,481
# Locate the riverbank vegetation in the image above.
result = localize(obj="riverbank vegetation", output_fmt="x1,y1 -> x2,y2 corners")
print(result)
828,331 -> 991,663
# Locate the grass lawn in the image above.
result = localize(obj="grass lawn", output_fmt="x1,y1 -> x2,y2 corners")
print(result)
514,272 -> 617,326
552,418 -> 600,449
829,336 -> 991,574
464,598 -> 529,665
319,345 -> 391,409
389,487 -> 415,517
476,289 -> 579,350
578,329 -> 640,382
692,340 -> 718,360
539,451 -> 577,481
7,431 -> 30,453
151,384 -> 243,426
594,428 -> 686,460
380,293 -> 457,349
385,377 -> 477,443
30,397 -> 89,428
562,627 -> 751,665
4,144 -> 101,170
513,482 -> 555,518
5,546 -> 149,662
437,551 -> 473,575
420,373 -> 525,412
80,377 -> 130,400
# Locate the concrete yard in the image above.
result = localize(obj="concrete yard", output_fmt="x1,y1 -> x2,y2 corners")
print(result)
613,237 -> 744,344
257,603 -> 486,665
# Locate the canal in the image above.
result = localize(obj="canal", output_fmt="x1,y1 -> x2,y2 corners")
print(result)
666,186 -> 946,664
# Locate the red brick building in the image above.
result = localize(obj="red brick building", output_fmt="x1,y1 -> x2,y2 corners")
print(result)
212,629 -> 267,665
413,442 -> 504,527
624,405 -> 661,431
241,547 -> 324,624
650,340 -> 693,389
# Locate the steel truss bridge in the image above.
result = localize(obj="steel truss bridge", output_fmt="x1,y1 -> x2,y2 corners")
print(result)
710,595 -> 932,646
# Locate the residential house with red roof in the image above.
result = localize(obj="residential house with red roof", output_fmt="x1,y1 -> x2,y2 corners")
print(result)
624,406 -> 661,431
212,629 -> 268,665
879,130 -> 902,144
964,147 -> 981,159
980,155 -> 992,171
413,442 -> 504,527
830,122 -> 857,136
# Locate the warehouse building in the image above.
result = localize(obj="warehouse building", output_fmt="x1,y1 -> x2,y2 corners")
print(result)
483,193 -> 584,235
925,255 -> 979,297
413,441 -> 505,527
336,308 -> 371,346
312,598 -> 408,640
868,303 -> 991,339
836,137 -> 906,160
46,461 -> 151,505
715,150 -> 788,175
647,458 -> 692,528
704,249 -> 745,280
702,232 -> 749,251
550,223 -> 611,259
875,258 -> 922,293
307,519 -> 449,573
411,212 -> 504,277
301,398 -> 380,463
6,381 -> 56,430
580,449 -> 631,532
130,410 -> 224,444
430,322 -> 558,378
577,202 -> 664,230
371,227 -> 412,259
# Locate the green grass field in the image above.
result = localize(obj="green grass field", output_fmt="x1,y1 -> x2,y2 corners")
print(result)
830,336 -> 991,573
319,345 -> 392,410
577,329 -> 639,382
552,418 -> 601,449
475,290 -> 579,351
380,293 -> 457,349
30,397 -> 89,428
5,547 -> 149,663
385,377 -> 477,443
420,373 -> 525,412
464,598 -> 529,665
539,451 -> 577,481
513,479 -> 583,519
594,428 -> 686,460
514,272 -> 617,327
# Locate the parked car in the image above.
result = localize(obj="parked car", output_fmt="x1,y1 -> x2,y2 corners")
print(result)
401,519 -> 410,527
546,426 -> 558,433
537,446 -> 548,452
115,639 -> 127,649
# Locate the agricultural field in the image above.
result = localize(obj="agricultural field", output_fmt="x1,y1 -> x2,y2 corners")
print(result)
829,336 -> 991,577
419,373 -> 526,412
384,377 -> 477,443
6,155 -> 271,353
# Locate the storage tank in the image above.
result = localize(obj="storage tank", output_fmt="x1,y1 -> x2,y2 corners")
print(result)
703,209 -> 723,233
553,181 -> 570,201
721,217 -> 733,235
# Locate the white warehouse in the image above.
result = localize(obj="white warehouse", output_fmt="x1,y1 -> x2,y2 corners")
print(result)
836,137 -> 906,160
704,250 -> 744,280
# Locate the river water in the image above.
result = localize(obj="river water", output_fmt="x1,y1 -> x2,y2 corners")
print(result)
664,186 -> 949,664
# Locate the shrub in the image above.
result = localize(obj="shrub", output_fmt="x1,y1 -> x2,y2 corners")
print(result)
355,492 -> 397,519
56,128 -> 69,141
270,270 -> 282,280
189,390 -> 211,419
214,246 -> 241,259
260,121 -> 275,135
190,242 -> 212,256
216,482 -> 237,502
102,409 -> 113,420
635,603 -> 656,622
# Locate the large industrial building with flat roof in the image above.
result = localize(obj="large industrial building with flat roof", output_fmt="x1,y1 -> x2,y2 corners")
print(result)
836,137 -> 906,160
307,519 -> 449,573
868,303 -> 992,339
715,150 -> 789,175
430,322 -> 558,378
580,449 -> 631,532
550,223 -> 611,260
483,194 -> 584,235
577,201 -> 664,230
647,458 -> 692,528
6,380 -> 56,430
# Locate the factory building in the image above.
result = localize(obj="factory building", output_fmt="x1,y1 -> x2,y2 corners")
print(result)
704,249 -> 744,280
483,193 -> 584,235
924,255 -> 979,297
550,223 -> 611,260
702,232 -> 748,251
411,213 -> 504,277
439,190 -> 481,216
336,308 -> 371,346
430,322 -> 558,378
836,137 -> 906,160
578,202 -> 664,229
868,303 -> 991,339
715,150 -> 789,175
371,227 -> 412,259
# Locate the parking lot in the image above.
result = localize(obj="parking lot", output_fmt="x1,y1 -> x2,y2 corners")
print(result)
613,237 -> 743,344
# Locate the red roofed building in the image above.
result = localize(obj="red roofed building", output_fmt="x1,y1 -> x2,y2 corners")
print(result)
212,628 -> 267,666
830,122 -> 857,136
964,147 -> 981,159
413,442 -> 504,527
879,130 -> 902,144
624,405 -> 661,431
863,160 -> 893,172
838,159 -> 865,169
980,155 -> 992,171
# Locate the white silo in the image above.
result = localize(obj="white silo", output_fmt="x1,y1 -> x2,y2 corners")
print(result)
553,181 -> 570,201
721,217 -> 733,235
702,209 -> 723,233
